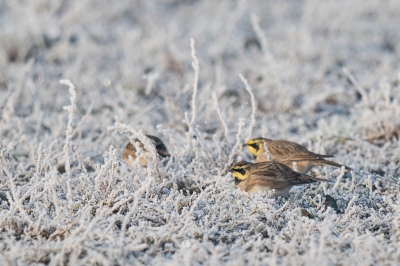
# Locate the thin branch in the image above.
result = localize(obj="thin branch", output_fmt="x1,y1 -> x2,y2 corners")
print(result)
263,142 -> 272,161
212,93 -> 229,140
239,74 -> 256,141
333,166 -> 346,191
251,14 -> 284,92
190,39 -> 200,126
60,79 -> 76,209
222,118 -> 245,176
342,67 -> 370,106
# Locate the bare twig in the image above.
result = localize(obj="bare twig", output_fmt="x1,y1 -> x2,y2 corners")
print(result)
251,14 -> 284,92
190,39 -> 200,126
342,68 -> 370,106
222,118 -> 245,176
239,74 -> 257,141
263,142 -> 272,161
60,79 -> 76,209
212,93 -> 229,140
333,166 -> 346,191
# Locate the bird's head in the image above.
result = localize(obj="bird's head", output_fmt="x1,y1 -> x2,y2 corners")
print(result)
229,161 -> 253,181
242,137 -> 269,157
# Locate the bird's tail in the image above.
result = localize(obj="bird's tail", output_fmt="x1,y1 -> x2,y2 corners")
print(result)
292,173 -> 330,185
319,154 -> 334,158
317,159 -> 352,171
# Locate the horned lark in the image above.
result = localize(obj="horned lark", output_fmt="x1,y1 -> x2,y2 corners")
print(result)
243,137 -> 352,174
123,135 -> 170,167
229,161 -> 327,196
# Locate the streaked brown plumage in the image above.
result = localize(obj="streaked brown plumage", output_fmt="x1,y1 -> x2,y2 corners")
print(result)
123,135 -> 170,167
243,137 -> 352,174
229,161 -> 327,196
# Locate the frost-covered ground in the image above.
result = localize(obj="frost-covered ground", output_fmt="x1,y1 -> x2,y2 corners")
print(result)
1,0 -> 400,265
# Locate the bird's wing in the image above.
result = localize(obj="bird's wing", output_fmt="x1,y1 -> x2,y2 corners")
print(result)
268,140 -> 333,161
156,144 -> 171,157
252,161 -> 325,186
146,135 -> 170,157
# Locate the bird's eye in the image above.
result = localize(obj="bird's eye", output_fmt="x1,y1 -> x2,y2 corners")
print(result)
235,168 -> 246,175
250,143 -> 259,151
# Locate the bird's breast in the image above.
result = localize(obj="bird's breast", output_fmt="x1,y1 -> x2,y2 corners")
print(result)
247,185 -> 293,197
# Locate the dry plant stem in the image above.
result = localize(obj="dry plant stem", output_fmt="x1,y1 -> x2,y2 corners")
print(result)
4,168 -> 34,226
350,171 -> 356,193
32,142 -> 43,183
251,14 -> 284,92
333,166 -> 346,191
119,197 -> 140,244
27,176 -> 54,204
0,89 -> 14,121
71,195 -> 134,245
104,146 -> 117,199
263,142 -> 272,161
367,175 -> 373,195
194,128 -> 216,163
345,195 -> 358,213
177,186 -> 213,238
219,75 -> 256,175
314,12 -> 347,84
342,67 -> 370,106
184,39 -> 200,156
213,134 -> 224,168
216,0 -> 247,54
108,123 -> 159,174
21,174 -> 51,202
239,74 -> 257,141
60,79 -> 76,209
190,39 -> 199,127
51,171 -> 62,228
212,93 -> 229,140
107,122 -> 136,136
48,219 -> 78,242
72,102 -> 93,139
221,118 -> 245,176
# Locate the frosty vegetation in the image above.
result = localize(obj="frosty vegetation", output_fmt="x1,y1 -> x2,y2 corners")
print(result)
1,0 -> 400,265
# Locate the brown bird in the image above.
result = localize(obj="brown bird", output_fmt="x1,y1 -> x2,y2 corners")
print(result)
243,137 -> 352,174
123,135 -> 170,167
229,161 -> 327,196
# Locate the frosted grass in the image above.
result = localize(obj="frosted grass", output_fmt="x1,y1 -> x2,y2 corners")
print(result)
0,0 -> 400,265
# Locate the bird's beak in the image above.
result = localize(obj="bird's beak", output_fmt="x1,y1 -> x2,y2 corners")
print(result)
242,143 -> 248,148
228,168 -> 234,172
